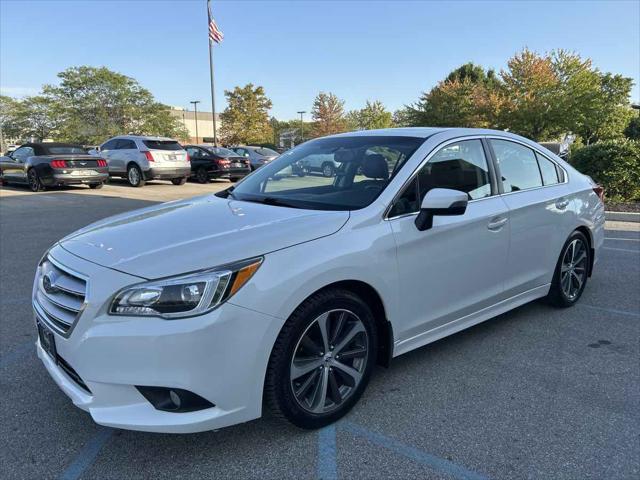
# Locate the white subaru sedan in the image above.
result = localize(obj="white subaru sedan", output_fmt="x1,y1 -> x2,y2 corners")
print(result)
33,128 -> 605,433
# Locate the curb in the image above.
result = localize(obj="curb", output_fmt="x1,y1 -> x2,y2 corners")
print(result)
605,211 -> 640,223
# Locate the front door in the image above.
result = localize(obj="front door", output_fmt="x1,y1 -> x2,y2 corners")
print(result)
388,138 -> 510,349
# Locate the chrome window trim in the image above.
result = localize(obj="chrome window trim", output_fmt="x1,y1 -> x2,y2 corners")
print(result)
384,134 -> 570,220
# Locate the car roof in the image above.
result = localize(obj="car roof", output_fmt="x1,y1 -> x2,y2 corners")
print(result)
109,135 -> 177,141
20,142 -> 84,148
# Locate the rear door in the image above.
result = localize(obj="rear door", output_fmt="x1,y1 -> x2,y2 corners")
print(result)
99,139 -> 121,173
488,138 -> 571,297
113,139 -> 138,172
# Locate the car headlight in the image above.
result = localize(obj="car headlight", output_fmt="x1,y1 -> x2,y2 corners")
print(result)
110,258 -> 262,319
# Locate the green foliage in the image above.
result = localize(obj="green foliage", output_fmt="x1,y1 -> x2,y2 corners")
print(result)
346,100 -> 393,131
43,66 -> 188,144
403,49 -> 634,143
570,139 -> 640,202
220,83 -> 273,145
0,95 -> 24,140
623,114 -> 640,140
311,92 -> 346,137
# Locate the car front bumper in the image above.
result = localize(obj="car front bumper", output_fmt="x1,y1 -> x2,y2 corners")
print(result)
34,245 -> 282,433
146,166 -> 191,180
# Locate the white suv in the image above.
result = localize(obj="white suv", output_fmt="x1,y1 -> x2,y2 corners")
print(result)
94,135 -> 190,187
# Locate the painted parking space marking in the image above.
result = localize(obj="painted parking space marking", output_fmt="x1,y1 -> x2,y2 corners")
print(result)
317,425 -> 338,480
604,237 -> 640,242
59,428 -> 113,480
580,304 -> 640,318
603,246 -> 639,253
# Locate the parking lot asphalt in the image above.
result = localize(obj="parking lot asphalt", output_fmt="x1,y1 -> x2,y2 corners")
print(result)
1,183 -> 638,480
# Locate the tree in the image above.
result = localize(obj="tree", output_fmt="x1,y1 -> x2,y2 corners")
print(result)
624,114 -> 640,140
311,92 -> 347,137
42,66 -> 187,144
0,95 -> 23,143
347,100 -> 393,130
219,84 -> 273,145
402,63 -> 498,128
15,96 -> 60,141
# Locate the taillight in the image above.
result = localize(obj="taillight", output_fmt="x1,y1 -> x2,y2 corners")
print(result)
186,154 -> 191,163
215,159 -> 230,168
593,185 -> 605,202
96,159 -> 107,167
50,159 -> 67,168
144,151 -> 155,162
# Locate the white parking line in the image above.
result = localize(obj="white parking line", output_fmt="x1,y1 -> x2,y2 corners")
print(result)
605,237 -> 640,242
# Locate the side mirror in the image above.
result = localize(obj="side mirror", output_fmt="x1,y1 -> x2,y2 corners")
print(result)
415,188 -> 468,231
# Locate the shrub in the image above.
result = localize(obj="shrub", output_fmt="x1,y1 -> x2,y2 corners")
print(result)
570,139 -> 640,202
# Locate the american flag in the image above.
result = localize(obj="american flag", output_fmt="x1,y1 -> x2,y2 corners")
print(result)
208,2 -> 224,44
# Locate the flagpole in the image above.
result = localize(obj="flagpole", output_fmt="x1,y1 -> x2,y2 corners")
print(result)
207,0 -> 218,146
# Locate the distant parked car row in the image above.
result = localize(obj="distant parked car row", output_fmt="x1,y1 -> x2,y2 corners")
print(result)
0,137 -> 282,192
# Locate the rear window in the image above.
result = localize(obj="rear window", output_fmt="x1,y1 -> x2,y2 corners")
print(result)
143,140 -> 182,151
255,147 -> 278,156
206,147 -> 238,157
44,146 -> 86,155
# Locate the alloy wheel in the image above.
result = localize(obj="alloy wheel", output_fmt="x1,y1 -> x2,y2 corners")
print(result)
290,309 -> 368,414
560,238 -> 588,300
128,167 -> 140,186
28,170 -> 40,191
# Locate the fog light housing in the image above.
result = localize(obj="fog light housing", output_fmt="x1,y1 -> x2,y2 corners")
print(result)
136,386 -> 215,413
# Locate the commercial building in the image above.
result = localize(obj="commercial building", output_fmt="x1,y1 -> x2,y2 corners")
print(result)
170,107 -> 222,144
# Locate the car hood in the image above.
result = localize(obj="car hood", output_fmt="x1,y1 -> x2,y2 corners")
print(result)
59,195 -> 349,279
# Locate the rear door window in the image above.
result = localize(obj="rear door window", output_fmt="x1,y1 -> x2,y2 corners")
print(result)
490,139 -> 542,192
143,140 -> 182,151
101,139 -> 118,150
535,153 -> 560,185
116,139 -> 137,150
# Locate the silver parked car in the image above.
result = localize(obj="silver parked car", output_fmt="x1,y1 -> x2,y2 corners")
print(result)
92,135 -> 190,187
231,146 -> 279,170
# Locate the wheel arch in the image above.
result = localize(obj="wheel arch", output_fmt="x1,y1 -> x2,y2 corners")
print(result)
281,279 -> 394,368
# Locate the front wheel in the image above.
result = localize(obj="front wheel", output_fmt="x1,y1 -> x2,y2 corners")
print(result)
547,230 -> 590,307
88,182 -> 103,189
171,177 -> 187,185
265,289 -> 377,429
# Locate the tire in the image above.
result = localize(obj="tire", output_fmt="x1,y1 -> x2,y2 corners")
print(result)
265,288 -> 377,429
127,164 -> 145,187
230,177 -> 240,182
89,183 -> 103,189
321,162 -> 335,178
196,167 -> 209,184
27,169 -> 45,192
171,177 -> 187,185
546,230 -> 590,308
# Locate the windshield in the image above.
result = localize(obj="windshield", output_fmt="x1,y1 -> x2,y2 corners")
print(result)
225,136 -> 424,211
206,147 -> 238,157
255,147 -> 279,156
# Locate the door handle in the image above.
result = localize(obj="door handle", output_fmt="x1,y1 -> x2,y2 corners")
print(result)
487,217 -> 508,231
555,198 -> 569,210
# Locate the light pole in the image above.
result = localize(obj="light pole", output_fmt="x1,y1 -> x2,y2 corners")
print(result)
190,100 -> 201,143
297,111 -> 306,145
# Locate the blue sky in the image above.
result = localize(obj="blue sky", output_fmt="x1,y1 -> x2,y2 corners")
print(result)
1,0 -> 639,120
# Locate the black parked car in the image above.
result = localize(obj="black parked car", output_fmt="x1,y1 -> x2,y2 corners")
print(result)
183,145 -> 251,183
0,143 -> 109,192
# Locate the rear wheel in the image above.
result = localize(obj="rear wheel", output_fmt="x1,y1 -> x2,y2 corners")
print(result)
265,289 -> 377,429
127,164 -> 145,187
321,162 -> 335,178
547,231 -> 590,307
171,177 -> 187,185
28,169 -> 45,192
89,182 -> 103,189
196,167 -> 209,184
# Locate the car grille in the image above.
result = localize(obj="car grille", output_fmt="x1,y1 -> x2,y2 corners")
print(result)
33,255 -> 87,336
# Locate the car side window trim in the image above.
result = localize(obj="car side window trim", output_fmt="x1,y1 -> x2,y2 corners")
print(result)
485,136 -> 568,197
385,135 -> 499,220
